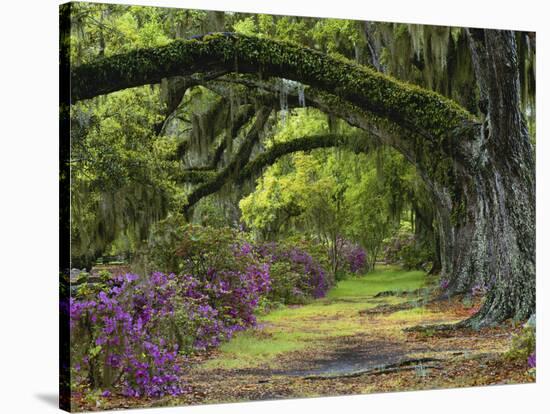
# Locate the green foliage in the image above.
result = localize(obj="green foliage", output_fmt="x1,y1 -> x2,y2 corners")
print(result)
174,224 -> 246,276
310,19 -> 362,56
383,227 -> 434,271
399,238 -> 433,271
70,85 -> 181,266
193,196 -> 234,228
344,156 -> 393,269
73,270 -> 112,299
142,215 -> 246,276
138,213 -> 188,274
233,17 -> 257,36
67,5 -> 534,289
239,107 -> 434,276
505,322 -> 536,362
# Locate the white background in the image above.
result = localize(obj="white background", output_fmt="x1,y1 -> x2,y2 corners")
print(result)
0,0 -> 547,412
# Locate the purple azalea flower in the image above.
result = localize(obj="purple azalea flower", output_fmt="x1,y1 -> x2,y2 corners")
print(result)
528,352 -> 536,369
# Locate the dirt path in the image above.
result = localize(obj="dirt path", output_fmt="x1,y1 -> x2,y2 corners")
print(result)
82,267 -> 531,411
170,267 -> 529,406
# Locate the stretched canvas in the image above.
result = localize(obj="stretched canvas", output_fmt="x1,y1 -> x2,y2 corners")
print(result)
60,1 -> 536,411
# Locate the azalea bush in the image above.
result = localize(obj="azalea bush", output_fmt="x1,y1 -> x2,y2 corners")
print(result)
326,237 -> 368,280
70,273 -> 187,398
383,230 -> 433,271
339,239 -> 367,274
253,241 -> 329,304
505,314 -> 536,377
70,252 -> 270,397
70,224 -> 338,397
281,235 -> 332,274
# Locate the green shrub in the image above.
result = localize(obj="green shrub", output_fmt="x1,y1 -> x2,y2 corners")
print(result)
141,215 -> 248,277
505,317 -> 536,361
137,213 -> 188,274
383,229 -> 433,271
280,235 -> 331,274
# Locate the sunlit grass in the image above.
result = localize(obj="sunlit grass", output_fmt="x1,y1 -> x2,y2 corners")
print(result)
203,329 -> 317,369
385,307 -> 434,320
262,301 -> 370,321
327,266 -> 426,300
202,265 -> 428,369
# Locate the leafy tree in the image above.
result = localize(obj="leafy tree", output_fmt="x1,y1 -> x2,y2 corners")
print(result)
66,4 -> 536,325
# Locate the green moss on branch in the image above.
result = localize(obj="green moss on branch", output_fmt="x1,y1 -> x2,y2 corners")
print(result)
182,133 -> 371,212
71,33 -> 478,142
177,170 -> 217,184
238,134 -> 371,184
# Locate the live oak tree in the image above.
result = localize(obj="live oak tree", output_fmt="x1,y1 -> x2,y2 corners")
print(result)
66,7 -> 535,327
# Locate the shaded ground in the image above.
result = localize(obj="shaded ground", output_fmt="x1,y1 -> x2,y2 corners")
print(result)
75,266 -> 534,411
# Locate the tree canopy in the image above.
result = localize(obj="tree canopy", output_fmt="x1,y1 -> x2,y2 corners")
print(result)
64,3 -> 535,326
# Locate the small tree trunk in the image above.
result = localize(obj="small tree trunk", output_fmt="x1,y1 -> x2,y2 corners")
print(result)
428,232 -> 442,275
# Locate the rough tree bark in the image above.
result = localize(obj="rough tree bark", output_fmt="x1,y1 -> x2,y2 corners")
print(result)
70,32 -> 535,325
448,29 -> 535,324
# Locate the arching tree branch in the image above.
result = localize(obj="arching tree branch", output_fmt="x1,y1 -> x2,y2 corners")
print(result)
178,133 -> 372,187
236,134 -> 372,185
71,33 -> 478,143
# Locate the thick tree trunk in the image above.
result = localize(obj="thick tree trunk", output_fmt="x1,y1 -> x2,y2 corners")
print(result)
434,30 -> 535,325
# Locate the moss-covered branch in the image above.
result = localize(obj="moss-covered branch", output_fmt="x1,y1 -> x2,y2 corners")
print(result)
181,133 -> 372,211
209,76 -> 445,181
237,134 -> 372,184
71,33 -> 478,142
183,106 -> 272,214
177,75 -> 455,215
177,169 -> 217,184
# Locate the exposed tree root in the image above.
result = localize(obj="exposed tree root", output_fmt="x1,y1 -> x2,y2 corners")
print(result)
403,321 -> 468,334
359,302 -> 418,316
402,311 -> 508,334
373,287 -> 431,298
303,357 -> 441,380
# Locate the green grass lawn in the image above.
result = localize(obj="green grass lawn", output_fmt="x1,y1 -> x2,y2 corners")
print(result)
327,265 -> 426,300
201,265 -> 427,370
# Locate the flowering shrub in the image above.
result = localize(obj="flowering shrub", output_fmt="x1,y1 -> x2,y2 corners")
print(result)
70,225 -> 337,397
327,238 -> 368,279
253,242 -> 328,303
528,352 -> 536,369
279,235 -> 331,273
70,257 -> 270,397
505,314 -> 536,376
341,241 -> 367,273
70,273 -> 186,398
